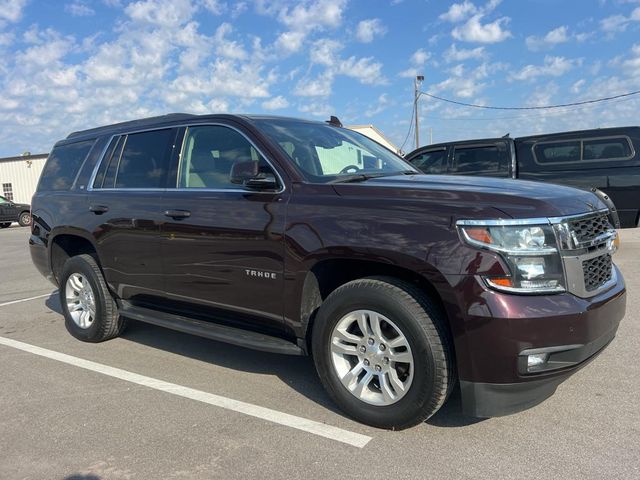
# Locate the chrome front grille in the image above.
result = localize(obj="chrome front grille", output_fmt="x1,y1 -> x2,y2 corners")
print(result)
582,254 -> 613,292
568,213 -> 611,243
554,210 -> 617,298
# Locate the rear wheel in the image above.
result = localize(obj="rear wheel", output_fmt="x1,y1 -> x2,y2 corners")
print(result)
0,223 -> 10,229
312,276 -> 454,430
18,212 -> 31,227
60,254 -> 126,342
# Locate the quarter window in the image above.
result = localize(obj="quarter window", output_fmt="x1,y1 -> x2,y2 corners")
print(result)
38,140 -> 94,191
410,150 -> 447,174
178,125 -> 276,189
583,138 -> 632,160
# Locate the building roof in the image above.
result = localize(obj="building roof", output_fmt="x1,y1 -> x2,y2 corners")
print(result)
345,124 -> 401,154
0,153 -> 48,164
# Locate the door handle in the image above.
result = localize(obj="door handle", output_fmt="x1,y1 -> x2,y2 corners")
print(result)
164,209 -> 191,219
89,205 -> 109,214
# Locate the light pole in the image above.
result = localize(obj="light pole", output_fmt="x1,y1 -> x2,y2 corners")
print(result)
414,75 -> 424,150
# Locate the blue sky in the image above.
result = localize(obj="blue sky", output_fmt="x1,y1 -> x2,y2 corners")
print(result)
0,0 -> 639,156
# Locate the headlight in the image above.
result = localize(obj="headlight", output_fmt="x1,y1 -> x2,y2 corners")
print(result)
458,222 -> 565,294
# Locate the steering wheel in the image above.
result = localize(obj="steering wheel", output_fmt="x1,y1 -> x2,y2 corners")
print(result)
339,165 -> 361,174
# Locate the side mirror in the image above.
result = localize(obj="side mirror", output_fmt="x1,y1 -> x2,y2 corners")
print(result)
230,160 -> 278,191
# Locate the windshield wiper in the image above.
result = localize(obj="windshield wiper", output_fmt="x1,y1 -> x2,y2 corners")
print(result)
329,172 -> 391,183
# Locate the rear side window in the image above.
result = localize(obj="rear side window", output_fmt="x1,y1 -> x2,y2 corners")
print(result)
38,140 -> 94,191
534,141 -> 581,164
583,138 -> 632,160
534,136 -> 633,164
452,145 -> 506,175
410,149 -> 447,174
94,129 -> 175,189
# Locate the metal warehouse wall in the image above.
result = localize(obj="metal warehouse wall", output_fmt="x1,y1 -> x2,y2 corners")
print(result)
0,156 -> 47,204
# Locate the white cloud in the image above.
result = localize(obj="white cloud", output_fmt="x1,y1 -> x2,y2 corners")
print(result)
125,0 -> 195,28
526,26 -> 569,51
262,95 -> 289,110
213,23 -> 247,60
600,7 -> 640,32
0,0 -> 28,23
439,1 -> 478,22
443,43 -> 485,62
429,62 -> 499,98
298,101 -> 333,117
310,38 -> 341,65
337,56 -> 385,84
452,14 -> 511,43
294,71 -> 334,97
399,48 -> 430,77
275,30 -> 306,53
355,18 -> 387,43
364,93 -> 390,117
199,0 -> 225,15
571,79 -> 586,94
65,1 -> 95,16
411,48 -> 430,66
509,56 -> 577,81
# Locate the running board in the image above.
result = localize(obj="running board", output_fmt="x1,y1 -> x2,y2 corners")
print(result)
118,302 -> 304,356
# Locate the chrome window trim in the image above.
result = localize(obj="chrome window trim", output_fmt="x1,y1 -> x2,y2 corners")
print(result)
531,135 -> 635,166
87,122 -> 286,194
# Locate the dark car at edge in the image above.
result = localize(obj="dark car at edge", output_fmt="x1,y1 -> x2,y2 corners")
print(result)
29,114 -> 626,429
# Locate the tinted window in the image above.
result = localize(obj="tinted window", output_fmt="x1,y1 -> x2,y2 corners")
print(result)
583,138 -> 632,160
113,129 -> 174,188
452,145 -> 504,174
178,125 -> 276,189
38,140 -> 94,191
93,136 -> 125,188
534,141 -> 581,163
410,149 -> 447,174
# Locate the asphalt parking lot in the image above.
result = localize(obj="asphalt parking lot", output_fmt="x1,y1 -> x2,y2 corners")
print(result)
1,224 -> 639,480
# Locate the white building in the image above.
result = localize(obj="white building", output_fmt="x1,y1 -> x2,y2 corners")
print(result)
346,125 -> 401,155
0,153 -> 48,204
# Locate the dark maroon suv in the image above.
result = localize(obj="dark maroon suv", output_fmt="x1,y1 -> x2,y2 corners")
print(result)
29,114 -> 626,429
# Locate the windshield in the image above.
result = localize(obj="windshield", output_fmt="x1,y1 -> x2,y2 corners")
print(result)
255,119 -> 417,183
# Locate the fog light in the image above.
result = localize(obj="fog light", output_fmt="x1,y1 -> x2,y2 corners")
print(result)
527,353 -> 549,370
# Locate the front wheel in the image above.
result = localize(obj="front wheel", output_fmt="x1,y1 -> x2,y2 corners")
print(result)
312,277 -> 454,430
18,212 -> 31,227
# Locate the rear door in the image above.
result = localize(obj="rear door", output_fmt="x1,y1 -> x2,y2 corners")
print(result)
87,128 -> 179,303
160,123 -> 289,334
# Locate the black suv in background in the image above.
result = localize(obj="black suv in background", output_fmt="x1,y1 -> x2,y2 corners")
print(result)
0,195 -> 31,228
30,114 -> 626,429
406,127 -> 640,228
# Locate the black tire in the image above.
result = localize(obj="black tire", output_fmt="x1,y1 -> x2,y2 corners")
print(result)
59,254 -> 126,342
0,223 -> 10,228
312,276 -> 454,430
18,212 -> 31,227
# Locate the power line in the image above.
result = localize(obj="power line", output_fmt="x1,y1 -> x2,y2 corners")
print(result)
418,89 -> 640,111
399,103 -> 415,152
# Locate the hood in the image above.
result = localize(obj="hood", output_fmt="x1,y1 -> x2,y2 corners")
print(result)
332,174 -> 607,220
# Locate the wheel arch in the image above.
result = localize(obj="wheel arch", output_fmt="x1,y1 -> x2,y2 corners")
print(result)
298,256 -> 454,355
49,229 -> 101,284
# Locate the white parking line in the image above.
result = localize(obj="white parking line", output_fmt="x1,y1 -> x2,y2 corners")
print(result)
0,292 -> 55,307
0,336 -> 372,448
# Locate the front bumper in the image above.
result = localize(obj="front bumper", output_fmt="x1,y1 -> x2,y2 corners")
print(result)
449,265 -> 626,417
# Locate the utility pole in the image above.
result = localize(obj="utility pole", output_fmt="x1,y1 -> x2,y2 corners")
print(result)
414,75 -> 424,150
